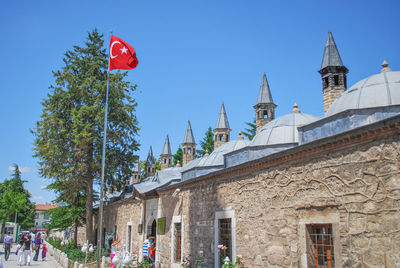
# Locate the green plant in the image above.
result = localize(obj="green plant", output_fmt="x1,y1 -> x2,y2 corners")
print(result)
138,257 -> 152,268
217,244 -> 245,268
47,237 -> 107,263
221,256 -> 245,268
181,252 -> 206,268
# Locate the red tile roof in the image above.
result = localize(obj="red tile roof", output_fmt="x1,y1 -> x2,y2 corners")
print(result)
35,204 -> 58,211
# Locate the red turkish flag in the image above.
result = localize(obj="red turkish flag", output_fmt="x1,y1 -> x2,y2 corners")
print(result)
109,35 -> 138,71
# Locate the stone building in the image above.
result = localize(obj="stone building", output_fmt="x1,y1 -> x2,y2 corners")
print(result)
82,32 -> 400,268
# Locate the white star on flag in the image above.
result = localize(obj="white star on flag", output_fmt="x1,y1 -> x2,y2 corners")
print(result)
120,46 -> 128,54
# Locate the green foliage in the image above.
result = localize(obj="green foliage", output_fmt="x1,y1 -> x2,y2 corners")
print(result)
47,237 -> 107,263
0,164 -> 35,233
139,158 -> 161,178
32,29 -> 140,241
242,118 -> 256,140
138,258 -> 152,268
197,127 -> 214,157
221,256 -> 245,268
181,253 -> 206,268
173,147 -> 183,166
45,205 -> 85,231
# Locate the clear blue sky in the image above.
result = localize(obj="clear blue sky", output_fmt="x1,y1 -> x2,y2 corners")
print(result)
0,0 -> 399,203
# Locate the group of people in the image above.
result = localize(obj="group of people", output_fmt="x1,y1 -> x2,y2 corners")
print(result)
107,233 -> 155,268
143,235 -> 156,267
2,231 -> 47,266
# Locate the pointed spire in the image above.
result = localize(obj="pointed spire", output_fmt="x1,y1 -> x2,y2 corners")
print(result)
256,73 -> 274,105
161,135 -> 172,155
183,120 -> 195,144
146,146 -> 155,165
321,31 -> 344,69
215,103 -> 230,129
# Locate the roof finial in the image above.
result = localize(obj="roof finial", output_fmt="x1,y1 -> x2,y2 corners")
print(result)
292,103 -> 300,113
204,149 -> 209,156
380,60 -> 392,73
176,160 -> 181,167
238,131 -> 244,140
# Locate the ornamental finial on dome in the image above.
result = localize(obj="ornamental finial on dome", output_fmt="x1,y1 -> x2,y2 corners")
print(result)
238,131 -> 244,140
380,60 -> 392,73
292,103 -> 300,113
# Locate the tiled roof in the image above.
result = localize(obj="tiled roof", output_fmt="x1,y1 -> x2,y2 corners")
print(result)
35,204 -> 58,211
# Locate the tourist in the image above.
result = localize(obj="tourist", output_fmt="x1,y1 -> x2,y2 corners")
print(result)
33,232 -> 42,261
41,243 -> 47,261
3,231 -> 13,261
149,241 -> 156,267
23,235 -> 32,266
16,234 -> 24,266
142,235 -> 151,262
110,234 -> 120,268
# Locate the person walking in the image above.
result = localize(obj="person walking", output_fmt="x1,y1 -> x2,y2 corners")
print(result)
142,235 -> 151,263
3,231 -> 13,261
16,234 -> 24,266
33,233 -> 41,261
149,241 -> 156,268
23,235 -> 32,266
41,243 -> 47,261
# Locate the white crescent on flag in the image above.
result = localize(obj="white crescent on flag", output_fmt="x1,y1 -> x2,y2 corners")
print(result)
110,41 -> 121,59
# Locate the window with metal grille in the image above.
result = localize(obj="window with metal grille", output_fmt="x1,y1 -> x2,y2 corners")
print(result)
306,224 -> 335,268
219,218 -> 232,260
174,223 -> 182,262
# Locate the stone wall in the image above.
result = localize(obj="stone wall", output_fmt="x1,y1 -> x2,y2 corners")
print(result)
102,198 -> 143,256
158,133 -> 400,267
323,87 -> 345,115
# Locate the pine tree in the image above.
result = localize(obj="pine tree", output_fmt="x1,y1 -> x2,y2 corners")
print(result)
242,118 -> 257,140
173,147 -> 183,166
197,127 -> 214,156
32,29 -> 140,243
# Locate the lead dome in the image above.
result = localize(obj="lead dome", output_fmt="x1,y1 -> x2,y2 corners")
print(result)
251,108 -> 320,146
326,70 -> 400,117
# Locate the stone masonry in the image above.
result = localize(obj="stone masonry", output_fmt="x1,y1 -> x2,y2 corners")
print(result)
158,128 -> 400,267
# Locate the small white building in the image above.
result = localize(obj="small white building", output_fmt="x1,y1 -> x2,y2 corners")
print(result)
32,203 -> 58,232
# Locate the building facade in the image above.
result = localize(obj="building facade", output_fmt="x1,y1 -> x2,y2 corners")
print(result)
33,203 -> 58,232
80,32 -> 400,267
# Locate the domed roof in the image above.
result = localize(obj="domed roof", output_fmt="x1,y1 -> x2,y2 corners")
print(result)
182,139 -> 250,171
326,70 -> 400,117
251,109 -> 320,146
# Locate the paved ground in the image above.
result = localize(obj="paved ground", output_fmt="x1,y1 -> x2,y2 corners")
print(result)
0,245 -> 57,268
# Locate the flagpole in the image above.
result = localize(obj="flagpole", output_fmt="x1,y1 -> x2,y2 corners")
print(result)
96,31 -> 112,268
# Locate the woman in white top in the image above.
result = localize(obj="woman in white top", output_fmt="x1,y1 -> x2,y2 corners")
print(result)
16,234 -> 24,266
